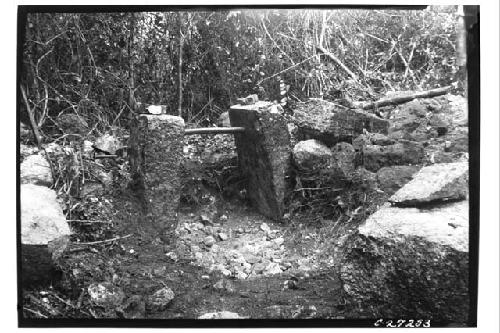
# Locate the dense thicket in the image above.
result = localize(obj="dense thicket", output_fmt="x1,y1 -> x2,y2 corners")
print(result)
20,7 -> 463,138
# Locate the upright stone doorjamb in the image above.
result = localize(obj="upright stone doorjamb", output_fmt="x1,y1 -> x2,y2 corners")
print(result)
129,114 -> 185,240
229,102 -> 291,221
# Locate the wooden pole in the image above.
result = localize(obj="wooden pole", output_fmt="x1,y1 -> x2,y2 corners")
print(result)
184,127 -> 246,135
352,86 -> 452,110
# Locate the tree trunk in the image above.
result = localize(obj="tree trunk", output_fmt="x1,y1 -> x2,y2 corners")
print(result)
20,85 -> 43,146
177,12 -> 183,117
352,86 -> 452,110
128,13 -> 136,112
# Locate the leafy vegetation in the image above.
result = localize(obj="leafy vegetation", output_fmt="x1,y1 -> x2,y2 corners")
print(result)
21,7 -> 463,138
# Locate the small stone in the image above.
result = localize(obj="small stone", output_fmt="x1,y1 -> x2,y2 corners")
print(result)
201,275 -> 210,280
218,233 -> 228,241
236,227 -> 244,234
273,237 -> 285,246
191,222 -> 204,230
213,279 -> 235,293
220,214 -> 228,221
253,262 -> 267,274
264,262 -> 283,275
21,154 -> 53,186
221,269 -> 232,277
246,255 -> 259,264
165,251 -> 178,261
203,226 -> 214,235
200,214 -> 213,226
260,223 -> 271,233
198,311 -> 247,319
88,283 -> 125,309
242,262 -> 252,273
204,236 -> 216,247
146,287 -> 175,312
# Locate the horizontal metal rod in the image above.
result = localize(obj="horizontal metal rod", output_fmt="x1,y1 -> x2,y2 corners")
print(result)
184,127 -> 246,135
95,154 -> 118,159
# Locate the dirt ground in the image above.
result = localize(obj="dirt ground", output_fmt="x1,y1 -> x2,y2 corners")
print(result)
21,186 -> 369,321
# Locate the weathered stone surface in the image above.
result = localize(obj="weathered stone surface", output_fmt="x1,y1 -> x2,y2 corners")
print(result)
217,111 -> 230,127
360,200 -> 468,251
146,105 -> 167,115
21,154 -> 53,186
88,283 -> 126,309
331,142 -> 356,178
340,200 -> 469,322
362,140 -> 424,172
293,139 -> 333,171
198,311 -> 247,319
21,183 -> 70,288
376,165 -> 421,195
352,133 -> 395,151
229,102 -> 291,220
236,94 -> 259,105
129,114 -> 185,239
20,144 -> 39,160
21,184 -> 71,245
389,162 -> 468,206
93,133 -> 122,154
293,99 -> 389,145
293,140 -> 355,179
146,286 -> 175,312
444,127 -> 468,153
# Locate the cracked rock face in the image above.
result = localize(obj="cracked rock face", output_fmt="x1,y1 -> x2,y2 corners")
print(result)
21,184 -> 71,245
389,162 -> 468,206
340,160 -> 469,322
21,154 -> 53,186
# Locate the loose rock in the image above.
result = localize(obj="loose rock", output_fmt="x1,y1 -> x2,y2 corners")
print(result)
21,184 -> 71,245
362,140 -> 425,172
389,162 -> 468,206
198,311 -> 247,319
21,154 -> 52,186
146,287 -> 175,312
293,99 -> 389,145
293,139 -> 333,171
88,283 -> 125,309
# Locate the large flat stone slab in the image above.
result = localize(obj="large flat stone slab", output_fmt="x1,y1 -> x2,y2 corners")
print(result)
390,162 -> 468,206
293,99 -> 389,145
340,199 -> 469,323
360,200 -> 468,252
229,102 -> 291,220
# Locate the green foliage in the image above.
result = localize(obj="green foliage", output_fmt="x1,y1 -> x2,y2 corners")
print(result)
21,7 -> 462,135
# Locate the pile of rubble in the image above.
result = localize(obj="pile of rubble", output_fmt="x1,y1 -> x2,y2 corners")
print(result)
173,209 -> 334,280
